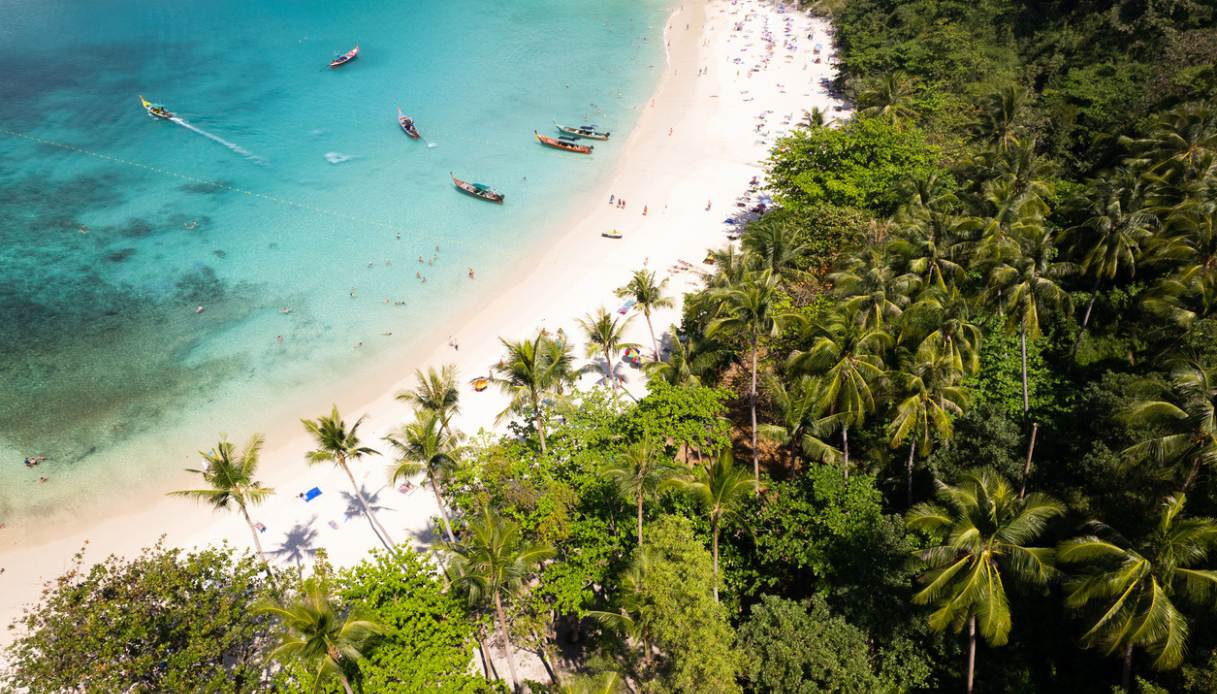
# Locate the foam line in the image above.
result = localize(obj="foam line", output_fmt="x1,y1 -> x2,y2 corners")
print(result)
169,117 -> 265,164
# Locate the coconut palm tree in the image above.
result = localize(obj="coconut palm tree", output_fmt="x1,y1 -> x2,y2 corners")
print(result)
603,437 -> 679,546
1069,171 -> 1156,348
667,450 -> 757,602
644,326 -> 700,387
495,331 -> 575,453
170,434 -> 275,565
984,226 -> 1074,416
302,406 -> 395,550
384,409 -> 461,543
1058,495 -> 1217,691
616,269 -> 674,359
1121,104 -> 1217,199
1124,360 -> 1217,491
257,574 -> 384,694
887,349 -> 968,505
890,202 -> 970,293
446,507 -> 555,692
757,373 -> 841,464
742,214 -> 809,278
902,285 -> 984,378
907,467 -> 1064,694
1142,202 -> 1217,328
788,309 -> 892,478
856,72 -> 919,126
829,246 -> 916,331
973,84 -> 1031,151
395,364 -> 461,433
578,308 -> 639,393
707,270 -> 798,487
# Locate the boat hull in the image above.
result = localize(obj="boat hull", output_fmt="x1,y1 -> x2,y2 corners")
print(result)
535,131 -> 593,154
451,174 -> 504,203
556,124 -> 610,141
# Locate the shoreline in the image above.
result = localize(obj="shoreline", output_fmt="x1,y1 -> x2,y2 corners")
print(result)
0,0 -> 842,639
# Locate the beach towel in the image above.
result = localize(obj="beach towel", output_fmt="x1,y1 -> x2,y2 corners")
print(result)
305,486 -> 322,502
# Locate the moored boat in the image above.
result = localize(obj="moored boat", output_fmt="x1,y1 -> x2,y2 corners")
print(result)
535,130 -> 593,154
601,229 -> 623,239
329,44 -> 359,69
397,107 -> 421,139
451,173 -> 504,203
555,122 -> 610,140
139,96 -> 174,120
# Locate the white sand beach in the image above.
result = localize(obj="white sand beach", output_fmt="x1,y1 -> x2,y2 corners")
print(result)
0,0 -> 843,651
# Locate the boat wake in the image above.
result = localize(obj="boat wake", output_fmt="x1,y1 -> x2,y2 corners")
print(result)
169,117 -> 265,164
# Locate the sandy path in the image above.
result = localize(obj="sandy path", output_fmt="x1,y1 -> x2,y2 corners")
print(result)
0,0 -> 842,655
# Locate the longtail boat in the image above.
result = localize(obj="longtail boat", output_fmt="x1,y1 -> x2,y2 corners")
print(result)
139,96 -> 174,120
535,130 -> 593,154
329,44 -> 359,69
397,107 -> 421,139
555,122 -> 610,141
451,173 -> 504,203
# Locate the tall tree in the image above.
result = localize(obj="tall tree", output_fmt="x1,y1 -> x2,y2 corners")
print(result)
602,437 -> 678,546
301,406 -> 395,550
757,373 -> 842,464
668,450 -> 757,602
829,246 -> 915,331
384,409 -> 461,543
1124,360 -> 1217,491
907,468 -> 1064,694
258,574 -> 384,694
707,270 -> 798,487
495,331 -> 575,453
395,364 -> 461,434
788,309 -> 891,478
578,307 -> 639,393
616,269 -> 674,359
856,72 -> 919,126
1059,495 -> 1217,692
445,507 -> 555,692
169,434 -> 274,565
888,350 -> 967,505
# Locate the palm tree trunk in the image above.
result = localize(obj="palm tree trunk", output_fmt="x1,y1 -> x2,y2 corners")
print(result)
749,336 -> 760,491
339,675 -> 354,694
339,460 -> 395,550
966,615 -> 977,694
606,348 -> 617,391
711,520 -> 720,603
494,592 -> 520,692
1121,641 -> 1133,693
1072,278 -> 1102,356
1183,456 -> 1203,492
477,633 -> 497,681
430,474 -> 456,543
1019,422 -> 1039,500
636,493 -> 644,547
238,504 -> 269,565
644,309 -> 659,359
531,388 -> 547,453
1020,325 -> 1030,416
906,441 -> 916,507
842,423 -> 850,482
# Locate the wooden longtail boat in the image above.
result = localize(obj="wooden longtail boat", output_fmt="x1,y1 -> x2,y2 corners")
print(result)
397,107 -> 421,139
535,130 -> 593,154
329,44 -> 359,69
451,173 -> 504,203
555,122 -> 610,140
139,96 -> 174,120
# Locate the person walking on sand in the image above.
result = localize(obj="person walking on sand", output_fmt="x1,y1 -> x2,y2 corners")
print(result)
643,205 -> 648,216
609,194 -> 615,205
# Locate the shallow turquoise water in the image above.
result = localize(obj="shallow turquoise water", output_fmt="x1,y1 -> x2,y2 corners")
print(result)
0,0 -> 669,521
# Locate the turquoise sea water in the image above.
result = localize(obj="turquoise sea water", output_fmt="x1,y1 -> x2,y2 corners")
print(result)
0,0 -> 669,523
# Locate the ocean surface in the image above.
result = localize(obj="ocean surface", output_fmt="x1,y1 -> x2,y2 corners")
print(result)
0,0 -> 669,524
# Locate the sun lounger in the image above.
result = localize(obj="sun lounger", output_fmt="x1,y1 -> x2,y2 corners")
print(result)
305,486 -> 322,502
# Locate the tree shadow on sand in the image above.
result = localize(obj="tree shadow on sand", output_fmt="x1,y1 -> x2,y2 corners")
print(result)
272,516 -> 320,570
338,483 -> 394,523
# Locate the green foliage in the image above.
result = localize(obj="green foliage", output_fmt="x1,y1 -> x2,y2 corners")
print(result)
338,550 -> 490,693
3,542 -> 275,693
768,117 -> 937,214
623,381 -> 732,456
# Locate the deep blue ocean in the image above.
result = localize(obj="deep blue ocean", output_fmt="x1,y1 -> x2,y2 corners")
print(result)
0,0 -> 668,521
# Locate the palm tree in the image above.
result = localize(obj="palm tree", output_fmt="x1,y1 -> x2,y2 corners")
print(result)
1058,495 -> 1217,691
667,450 -> 757,602
707,270 -> 798,487
757,374 -> 841,464
856,72 -> 919,126
888,350 -> 968,505
578,308 -> 639,393
890,201 -> 970,293
384,409 -> 461,543
257,574 -> 384,694
496,331 -> 575,453
742,214 -> 809,278
170,434 -> 275,565
1121,104 -> 1217,198
1123,360 -> 1217,491
984,226 -> 1074,416
902,285 -> 984,378
973,84 -> 1030,151
396,364 -> 460,433
788,309 -> 892,478
302,406 -> 395,550
603,438 -> 678,546
829,246 -> 916,331
616,270 -> 674,359
1069,171 -> 1156,348
907,467 -> 1064,694
1143,202 -> 1217,327
644,326 -> 701,387
446,507 -> 556,692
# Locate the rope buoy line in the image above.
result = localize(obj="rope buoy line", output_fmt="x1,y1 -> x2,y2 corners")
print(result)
0,126 -> 405,234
